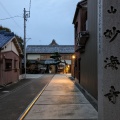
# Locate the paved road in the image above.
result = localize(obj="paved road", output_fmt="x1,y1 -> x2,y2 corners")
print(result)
0,74 -> 54,120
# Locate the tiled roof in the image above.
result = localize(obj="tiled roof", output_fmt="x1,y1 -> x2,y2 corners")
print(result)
26,41 -> 75,54
49,39 -> 59,46
26,45 -> 74,54
0,30 -> 14,48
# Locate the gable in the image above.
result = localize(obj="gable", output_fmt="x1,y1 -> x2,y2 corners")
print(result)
1,40 -> 19,56
0,31 -> 22,55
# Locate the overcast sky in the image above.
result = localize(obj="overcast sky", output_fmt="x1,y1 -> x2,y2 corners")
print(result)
0,0 -> 80,46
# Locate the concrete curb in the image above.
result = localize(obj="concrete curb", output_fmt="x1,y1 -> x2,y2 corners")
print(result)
18,82 -> 49,120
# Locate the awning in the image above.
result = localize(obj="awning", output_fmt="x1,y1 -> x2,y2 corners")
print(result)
45,58 -> 60,65
39,58 -> 60,65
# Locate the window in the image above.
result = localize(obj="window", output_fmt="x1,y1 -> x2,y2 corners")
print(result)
40,55 -> 44,60
5,59 -> 12,71
64,55 -> 70,59
42,55 -> 47,60
14,60 -> 17,68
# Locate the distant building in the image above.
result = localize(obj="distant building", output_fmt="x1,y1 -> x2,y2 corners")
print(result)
0,30 -> 23,86
73,0 -> 98,100
26,40 -> 74,73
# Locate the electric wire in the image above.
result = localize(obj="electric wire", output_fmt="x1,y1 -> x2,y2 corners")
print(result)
0,1 -> 23,30
0,16 -> 22,20
0,1 -> 32,40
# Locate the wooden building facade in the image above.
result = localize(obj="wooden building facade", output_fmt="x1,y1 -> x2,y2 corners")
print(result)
73,0 -> 98,100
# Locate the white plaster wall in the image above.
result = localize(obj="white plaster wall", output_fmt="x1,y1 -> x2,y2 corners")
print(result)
1,41 -> 19,56
27,54 -> 40,60
61,60 -> 71,64
11,42 -> 19,55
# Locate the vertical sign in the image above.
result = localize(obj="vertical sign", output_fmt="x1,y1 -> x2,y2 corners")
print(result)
98,0 -> 120,120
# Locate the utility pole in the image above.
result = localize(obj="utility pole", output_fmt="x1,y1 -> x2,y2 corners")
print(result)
23,8 -> 30,78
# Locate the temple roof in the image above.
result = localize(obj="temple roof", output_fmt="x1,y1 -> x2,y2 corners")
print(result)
26,40 -> 74,54
49,39 -> 59,46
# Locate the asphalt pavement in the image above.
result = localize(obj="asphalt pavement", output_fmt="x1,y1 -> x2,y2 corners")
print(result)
0,74 -> 54,120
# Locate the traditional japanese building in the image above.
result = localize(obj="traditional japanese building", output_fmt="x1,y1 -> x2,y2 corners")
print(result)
0,30 -> 23,86
26,40 -> 74,74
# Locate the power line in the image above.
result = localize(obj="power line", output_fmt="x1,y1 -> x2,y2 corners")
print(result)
0,15 -> 22,20
0,1 -> 22,30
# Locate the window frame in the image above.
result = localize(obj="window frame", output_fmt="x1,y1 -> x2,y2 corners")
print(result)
5,59 -> 12,71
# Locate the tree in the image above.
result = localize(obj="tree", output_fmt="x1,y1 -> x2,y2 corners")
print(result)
50,52 -> 61,61
50,52 -> 67,64
50,52 -> 67,73
15,35 -> 24,54
0,26 -> 24,54
0,26 -> 11,32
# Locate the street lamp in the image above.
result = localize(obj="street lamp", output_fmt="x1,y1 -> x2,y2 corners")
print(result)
72,55 -> 76,59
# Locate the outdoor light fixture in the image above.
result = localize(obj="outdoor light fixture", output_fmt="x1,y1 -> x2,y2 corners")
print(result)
72,55 -> 76,59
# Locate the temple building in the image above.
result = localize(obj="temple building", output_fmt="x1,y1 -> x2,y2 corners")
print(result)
26,39 -> 74,74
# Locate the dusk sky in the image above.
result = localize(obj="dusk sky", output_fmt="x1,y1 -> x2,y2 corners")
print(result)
0,0 -> 80,46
